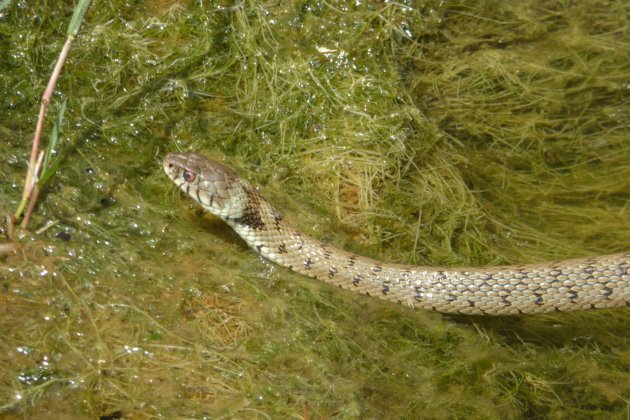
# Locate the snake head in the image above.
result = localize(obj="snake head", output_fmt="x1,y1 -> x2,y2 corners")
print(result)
163,152 -> 247,221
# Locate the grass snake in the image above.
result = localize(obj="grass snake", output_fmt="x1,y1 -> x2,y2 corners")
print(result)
164,152 -> 630,315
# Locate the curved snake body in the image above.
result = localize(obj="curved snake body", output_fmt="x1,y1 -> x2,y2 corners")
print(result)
164,152 -> 630,315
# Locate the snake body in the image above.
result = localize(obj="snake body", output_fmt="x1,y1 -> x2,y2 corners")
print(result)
164,152 -> 630,315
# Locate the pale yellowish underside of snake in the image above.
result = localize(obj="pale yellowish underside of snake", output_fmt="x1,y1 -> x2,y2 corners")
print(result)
164,152 -> 630,315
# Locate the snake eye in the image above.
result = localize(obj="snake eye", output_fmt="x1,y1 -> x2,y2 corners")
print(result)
182,171 -> 196,183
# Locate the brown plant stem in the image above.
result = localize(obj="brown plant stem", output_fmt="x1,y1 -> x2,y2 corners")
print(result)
15,36 -> 74,228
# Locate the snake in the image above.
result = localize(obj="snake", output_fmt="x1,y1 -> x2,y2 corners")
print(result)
163,152 -> 630,315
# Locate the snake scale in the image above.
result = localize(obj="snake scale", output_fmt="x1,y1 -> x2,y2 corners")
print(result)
164,152 -> 630,315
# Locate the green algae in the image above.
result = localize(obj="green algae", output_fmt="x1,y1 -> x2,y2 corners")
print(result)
1,0 -> 630,417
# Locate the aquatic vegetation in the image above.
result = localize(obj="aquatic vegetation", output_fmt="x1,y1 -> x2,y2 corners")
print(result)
0,0 -> 629,417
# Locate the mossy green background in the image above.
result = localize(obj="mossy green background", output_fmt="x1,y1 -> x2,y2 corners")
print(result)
1,0 -> 630,417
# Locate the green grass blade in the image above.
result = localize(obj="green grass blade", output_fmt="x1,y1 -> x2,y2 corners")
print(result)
38,100 -> 66,188
0,0 -> 12,13
67,0 -> 92,37
42,99 -> 66,172
37,155 -> 63,187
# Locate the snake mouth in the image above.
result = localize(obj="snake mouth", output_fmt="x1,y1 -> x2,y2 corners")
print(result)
162,153 -> 188,178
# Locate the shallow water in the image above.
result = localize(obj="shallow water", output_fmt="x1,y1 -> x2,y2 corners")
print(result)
1,0 -> 630,417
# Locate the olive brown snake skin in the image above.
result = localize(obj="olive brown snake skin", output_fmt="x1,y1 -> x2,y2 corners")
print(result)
164,152 -> 630,315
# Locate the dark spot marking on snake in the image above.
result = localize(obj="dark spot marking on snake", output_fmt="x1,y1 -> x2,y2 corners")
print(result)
381,285 -> 389,295
352,274 -> 362,286
209,193 -> 214,207
398,270 -> 412,283
304,258 -> 313,270
328,267 -> 338,278
234,187 -> 265,230
320,244 -> 332,259
185,184 -> 190,196
195,188 -> 202,205
348,256 -> 357,266
372,265 -> 382,273
321,246 -> 332,259
278,243 -> 286,254
467,300 -> 475,307
603,287 -> 613,297
256,245 -> 263,253
273,211 -> 283,231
